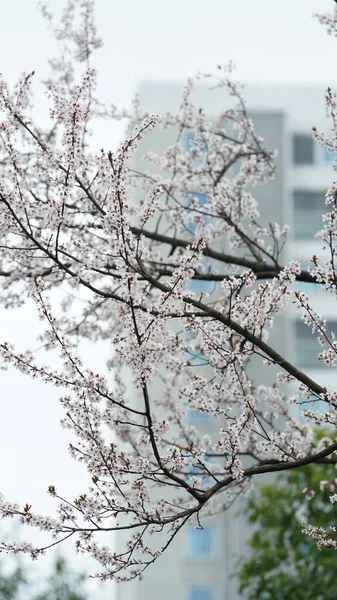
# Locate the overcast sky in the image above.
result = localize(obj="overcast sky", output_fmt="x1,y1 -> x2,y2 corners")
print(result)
1,0 -> 336,148
0,0 -> 336,593
1,1 -> 336,100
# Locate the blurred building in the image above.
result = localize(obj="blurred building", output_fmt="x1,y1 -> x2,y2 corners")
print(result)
116,83 -> 334,600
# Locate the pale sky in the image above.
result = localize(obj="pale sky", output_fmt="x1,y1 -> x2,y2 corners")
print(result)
1,0 -> 336,103
0,0 -> 336,593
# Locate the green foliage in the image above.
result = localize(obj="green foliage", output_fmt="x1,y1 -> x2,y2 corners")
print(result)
32,557 -> 88,600
0,557 -> 88,600
0,565 -> 25,600
234,463 -> 337,600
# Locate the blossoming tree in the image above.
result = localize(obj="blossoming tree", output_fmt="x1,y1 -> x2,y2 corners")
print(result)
1,0 -> 337,582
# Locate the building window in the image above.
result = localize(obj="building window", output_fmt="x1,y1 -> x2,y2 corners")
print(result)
188,192 -> 208,207
188,277 -> 213,295
186,526 -> 214,557
184,331 -> 208,366
295,396 -> 328,424
294,281 -> 320,296
188,587 -> 213,600
187,409 -> 211,423
295,320 -> 318,367
323,146 -> 337,165
293,135 -> 314,165
293,190 -> 324,238
295,320 -> 337,367
184,132 -> 208,164
185,191 -> 209,235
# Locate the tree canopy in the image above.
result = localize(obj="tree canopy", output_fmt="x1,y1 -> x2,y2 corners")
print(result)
234,461 -> 337,600
0,557 -> 88,600
0,0 -> 337,582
